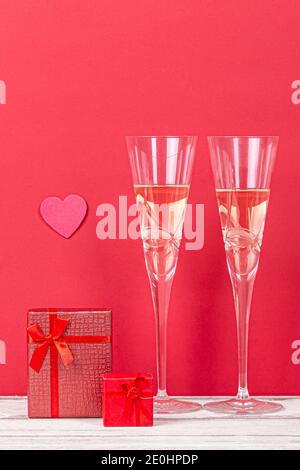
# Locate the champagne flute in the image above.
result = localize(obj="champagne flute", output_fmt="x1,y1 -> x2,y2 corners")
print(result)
204,136 -> 283,414
126,136 -> 201,414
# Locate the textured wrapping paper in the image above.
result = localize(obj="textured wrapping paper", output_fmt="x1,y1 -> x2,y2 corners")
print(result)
103,373 -> 153,427
27,309 -> 112,418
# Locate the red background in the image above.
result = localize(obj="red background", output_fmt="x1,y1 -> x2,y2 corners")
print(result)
0,0 -> 299,395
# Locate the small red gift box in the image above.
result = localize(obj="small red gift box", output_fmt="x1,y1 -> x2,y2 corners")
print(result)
27,308 -> 112,418
103,373 -> 153,426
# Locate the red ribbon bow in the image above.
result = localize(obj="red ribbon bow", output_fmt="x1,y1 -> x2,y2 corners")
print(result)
27,317 -> 74,373
121,376 -> 152,425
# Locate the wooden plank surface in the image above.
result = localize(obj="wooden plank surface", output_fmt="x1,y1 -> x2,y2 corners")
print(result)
0,397 -> 299,450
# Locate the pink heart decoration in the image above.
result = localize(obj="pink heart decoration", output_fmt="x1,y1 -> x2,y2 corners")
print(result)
40,194 -> 87,238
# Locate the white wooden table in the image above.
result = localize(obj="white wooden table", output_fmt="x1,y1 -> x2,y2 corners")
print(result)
0,397 -> 299,450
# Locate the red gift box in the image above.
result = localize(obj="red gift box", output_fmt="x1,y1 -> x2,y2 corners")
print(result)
103,373 -> 153,426
27,308 -> 112,418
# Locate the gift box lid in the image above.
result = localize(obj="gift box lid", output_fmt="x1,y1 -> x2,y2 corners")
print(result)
103,372 -> 153,380
28,308 -> 111,313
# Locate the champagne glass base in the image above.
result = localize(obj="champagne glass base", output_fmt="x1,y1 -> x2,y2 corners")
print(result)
204,398 -> 283,415
154,397 -> 201,414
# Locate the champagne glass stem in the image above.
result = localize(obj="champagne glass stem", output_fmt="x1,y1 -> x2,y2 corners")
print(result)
150,277 -> 173,399
230,271 -> 256,400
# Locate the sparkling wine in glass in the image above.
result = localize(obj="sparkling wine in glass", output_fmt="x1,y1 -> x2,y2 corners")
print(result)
216,189 -> 270,276
205,136 -> 283,414
127,136 -> 201,414
134,184 -> 189,281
